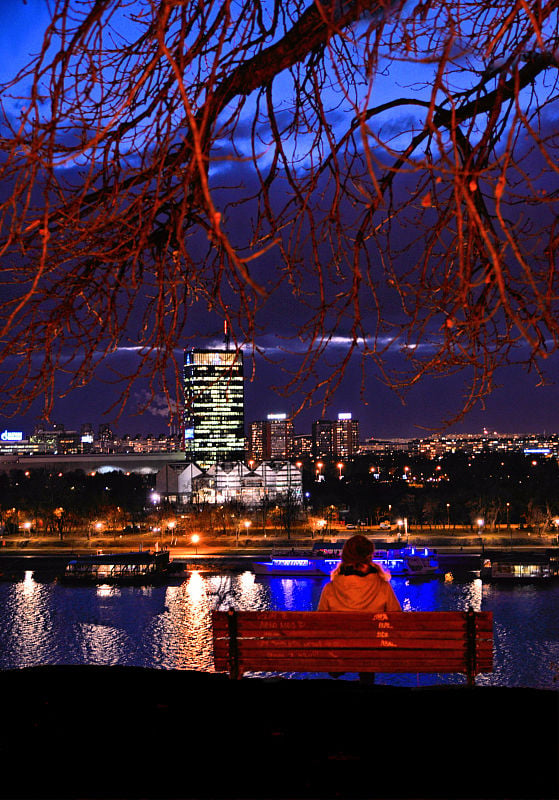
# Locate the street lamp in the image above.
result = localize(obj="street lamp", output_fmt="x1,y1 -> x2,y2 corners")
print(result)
316,461 -> 324,481
168,520 -> 176,546
336,462 -> 344,480
191,533 -> 199,555
243,520 -> 251,538
477,518 -> 484,551
446,503 -> 450,530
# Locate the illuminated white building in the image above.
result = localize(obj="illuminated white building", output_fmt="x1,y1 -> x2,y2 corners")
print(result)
156,461 -> 303,506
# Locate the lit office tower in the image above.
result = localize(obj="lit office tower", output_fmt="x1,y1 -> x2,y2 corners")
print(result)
249,413 -> 294,461
184,348 -> 245,468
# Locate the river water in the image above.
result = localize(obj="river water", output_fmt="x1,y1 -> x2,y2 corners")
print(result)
1,568 -> 558,687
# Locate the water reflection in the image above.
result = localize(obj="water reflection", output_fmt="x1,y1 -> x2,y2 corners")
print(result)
1,574 -> 54,667
0,571 -> 557,688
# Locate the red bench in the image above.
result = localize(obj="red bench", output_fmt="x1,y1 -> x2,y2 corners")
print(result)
212,608 -> 493,684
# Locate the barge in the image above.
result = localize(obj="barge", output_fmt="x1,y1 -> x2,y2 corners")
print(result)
60,550 -> 180,585
480,549 -> 559,581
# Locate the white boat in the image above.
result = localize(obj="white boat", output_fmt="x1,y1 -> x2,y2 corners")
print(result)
252,543 -> 440,578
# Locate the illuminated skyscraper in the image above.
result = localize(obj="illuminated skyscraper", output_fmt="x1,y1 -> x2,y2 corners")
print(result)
183,348 -> 245,467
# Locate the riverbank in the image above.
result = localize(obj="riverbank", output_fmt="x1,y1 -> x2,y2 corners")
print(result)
2,523 -> 558,554
1,664 -> 557,799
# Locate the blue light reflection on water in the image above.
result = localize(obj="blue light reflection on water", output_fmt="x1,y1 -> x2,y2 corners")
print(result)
0,570 -> 558,688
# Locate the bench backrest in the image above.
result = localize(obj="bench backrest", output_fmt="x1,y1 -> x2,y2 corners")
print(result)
211,609 -> 493,684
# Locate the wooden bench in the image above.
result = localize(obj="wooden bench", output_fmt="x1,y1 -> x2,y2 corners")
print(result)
212,608 -> 493,685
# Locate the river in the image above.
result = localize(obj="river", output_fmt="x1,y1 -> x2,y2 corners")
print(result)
1,568 -> 558,687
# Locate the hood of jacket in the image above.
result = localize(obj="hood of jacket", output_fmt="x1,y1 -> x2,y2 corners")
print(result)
324,569 -> 392,612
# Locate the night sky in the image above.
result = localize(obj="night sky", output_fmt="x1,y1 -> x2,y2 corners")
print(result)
1,1 -> 559,440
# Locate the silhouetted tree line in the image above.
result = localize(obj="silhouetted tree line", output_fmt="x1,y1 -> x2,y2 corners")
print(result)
0,469 -> 151,536
304,452 -> 559,531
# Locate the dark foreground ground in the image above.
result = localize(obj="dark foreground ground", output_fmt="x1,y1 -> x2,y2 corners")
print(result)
1,666 -> 557,800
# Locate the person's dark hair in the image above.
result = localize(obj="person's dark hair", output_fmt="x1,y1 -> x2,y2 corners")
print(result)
341,534 -> 375,566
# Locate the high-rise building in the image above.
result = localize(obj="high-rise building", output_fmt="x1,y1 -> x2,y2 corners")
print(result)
334,413 -> 360,458
184,348 -> 245,468
312,413 -> 360,459
249,413 -> 294,461
312,419 -> 335,459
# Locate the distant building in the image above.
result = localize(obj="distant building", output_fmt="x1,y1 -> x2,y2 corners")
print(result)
155,460 -> 303,507
249,414 -> 294,461
155,463 -> 204,504
312,414 -> 360,459
333,413 -> 360,458
29,423 -> 81,454
192,460 -> 303,507
183,348 -> 245,468
291,433 -> 312,459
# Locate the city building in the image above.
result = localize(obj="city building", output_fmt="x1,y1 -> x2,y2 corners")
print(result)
192,461 -> 303,507
312,414 -> 360,459
249,413 -> 294,461
29,423 -> 81,454
291,433 -> 312,458
183,348 -> 245,468
155,460 -> 303,507
334,413 -> 360,458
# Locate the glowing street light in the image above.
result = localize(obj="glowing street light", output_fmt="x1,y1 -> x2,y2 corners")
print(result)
316,461 -> 324,481
191,533 -> 200,555
243,520 -> 252,536
336,462 -> 344,480
477,518 -> 484,550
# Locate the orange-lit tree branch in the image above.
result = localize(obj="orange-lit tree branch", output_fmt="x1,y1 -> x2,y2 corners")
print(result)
0,0 -> 558,425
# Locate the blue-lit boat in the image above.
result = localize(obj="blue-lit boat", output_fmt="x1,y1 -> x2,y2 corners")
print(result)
252,543 -> 440,578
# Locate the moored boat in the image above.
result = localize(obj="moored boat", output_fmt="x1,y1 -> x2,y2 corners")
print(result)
252,541 -> 440,578
480,549 -> 559,581
60,550 -> 178,585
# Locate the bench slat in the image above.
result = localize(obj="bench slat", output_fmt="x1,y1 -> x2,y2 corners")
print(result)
214,637 -> 493,652
212,612 -> 492,632
216,652 -> 493,673
213,629 -> 489,643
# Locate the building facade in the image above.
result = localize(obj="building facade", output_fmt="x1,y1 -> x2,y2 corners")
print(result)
183,348 -> 245,468
192,461 -> 303,507
249,413 -> 294,461
312,414 -> 360,459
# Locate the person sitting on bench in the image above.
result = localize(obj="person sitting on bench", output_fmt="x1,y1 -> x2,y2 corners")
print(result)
318,534 -> 402,613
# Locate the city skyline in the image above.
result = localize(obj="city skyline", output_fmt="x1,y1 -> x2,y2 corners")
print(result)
2,341 -> 559,440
